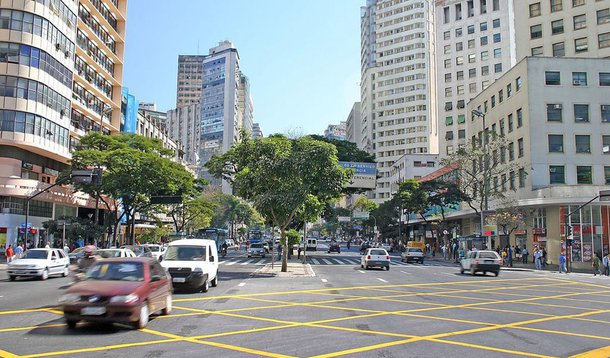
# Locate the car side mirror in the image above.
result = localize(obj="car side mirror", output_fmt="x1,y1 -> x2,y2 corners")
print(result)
151,275 -> 162,282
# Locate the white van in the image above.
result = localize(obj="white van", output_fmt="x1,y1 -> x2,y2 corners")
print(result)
299,238 -> 317,251
160,239 -> 219,292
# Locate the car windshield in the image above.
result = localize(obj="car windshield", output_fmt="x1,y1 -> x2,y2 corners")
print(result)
86,262 -> 144,282
251,243 -> 263,248
408,248 -> 423,253
70,247 -> 85,254
163,246 -> 206,261
146,246 -> 160,252
97,250 -> 122,258
369,249 -> 387,255
479,252 -> 499,259
21,250 -> 48,259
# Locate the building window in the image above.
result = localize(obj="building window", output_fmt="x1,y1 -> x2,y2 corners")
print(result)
482,80 -> 490,89
548,134 -> 564,152
493,33 -> 501,43
518,138 -> 524,158
444,45 -> 451,54
445,116 -> 454,125
480,22 -> 488,31
577,166 -> 592,184
482,66 -> 489,75
446,131 -> 454,140
444,31 -> 450,40
573,0 -> 584,6
598,9 -> 610,25
493,18 -> 500,28
445,101 -> 453,111
530,3 -> 541,17
444,59 -> 451,68
603,135 -> 610,154
443,6 -> 450,23
601,105 -> 610,122
469,82 -> 477,93
604,166 -> 610,185
491,95 -> 496,108
516,77 -> 522,90
530,24 -> 542,39
519,168 -> 526,187
498,89 -> 503,103
550,0 -> 563,12
494,48 -> 502,58
481,51 -> 490,61
551,20 -> 564,34
458,129 -> 466,139
599,73 -> 610,86
572,72 -> 587,86
545,71 -> 561,85
506,84 -> 512,97
458,114 -> 466,123
508,113 -> 514,132
480,0 -> 487,14
468,25 -> 475,34
445,87 -> 453,97
468,39 -> 475,49
531,46 -> 544,56
456,27 -> 463,37
456,56 -> 464,65
457,85 -> 465,95
599,32 -> 610,48
445,73 -> 452,83
468,0 -> 474,17
575,38 -> 588,53
469,69 -> 477,78
574,14 -> 586,30
456,3 -> 463,20
575,135 -> 591,153
509,171 -> 516,190
517,108 -> 523,127
509,142 -> 515,161
457,71 -> 464,81
494,63 -> 502,73
481,36 -> 489,45
574,104 -> 589,122
552,42 -> 565,57
456,42 -> 463,51
500,119 -> 505,135
547,104 -> 563,122
468,54 -> 476,63
549,165 -> 565,184
493,0 -> 500,11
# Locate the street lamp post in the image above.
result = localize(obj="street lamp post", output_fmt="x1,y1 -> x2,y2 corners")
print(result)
472,109 -> 489,247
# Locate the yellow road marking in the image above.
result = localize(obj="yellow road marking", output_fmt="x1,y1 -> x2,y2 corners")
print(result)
427,338 -> 557,358
570,345 -> 610,358
514,326 -> 610,341
309,338 -> 419,358
0,324 -> 64,333
0,308 -> 52,315
0,348 -> 20,358
21,339 -> 180,358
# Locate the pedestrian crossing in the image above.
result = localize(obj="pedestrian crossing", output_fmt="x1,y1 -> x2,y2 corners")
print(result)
217,256 -> 458,267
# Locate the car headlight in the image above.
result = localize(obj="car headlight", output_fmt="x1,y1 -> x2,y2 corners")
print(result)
59,294 -> 81,303
192,267 -> 203,274
110,294 -> 139,304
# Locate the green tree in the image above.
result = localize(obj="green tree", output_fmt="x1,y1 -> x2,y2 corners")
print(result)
394,179 -> 429,240
71,132 -> 195,245
206,135 -> 350,272
307,135 -> 375,163
43,216 -> 105,247
418,179 -> 464,246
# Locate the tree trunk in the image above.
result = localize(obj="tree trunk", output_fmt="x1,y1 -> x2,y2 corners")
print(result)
280,227 -> 288,272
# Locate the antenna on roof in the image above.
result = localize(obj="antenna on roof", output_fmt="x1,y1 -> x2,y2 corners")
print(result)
197,40 -> 200,55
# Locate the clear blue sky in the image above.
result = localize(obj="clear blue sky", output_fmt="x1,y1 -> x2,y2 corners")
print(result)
123,0 -> 362,136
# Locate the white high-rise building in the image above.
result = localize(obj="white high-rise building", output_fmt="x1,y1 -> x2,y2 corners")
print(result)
361,0 -> 439,202
167,104 -> 201,166
435,0 -> 516,157
346,102 -> 362,145
324,121 -> 347,141
359,0 -> 377,154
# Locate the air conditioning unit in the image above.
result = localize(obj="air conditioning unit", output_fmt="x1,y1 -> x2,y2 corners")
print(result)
60,109 -> 65,118
55,43 -> 61,50
65,50 -> 70,58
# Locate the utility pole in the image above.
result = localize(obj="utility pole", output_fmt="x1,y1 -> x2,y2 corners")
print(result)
472,109 -> 489,248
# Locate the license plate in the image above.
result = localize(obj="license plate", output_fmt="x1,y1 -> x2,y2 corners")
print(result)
16,271 -> 27,274
172,277 -> 186,283
81,307 -> 105,315
485,260 -> 494,263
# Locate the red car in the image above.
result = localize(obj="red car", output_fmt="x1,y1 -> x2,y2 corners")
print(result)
60,257 -> 172,329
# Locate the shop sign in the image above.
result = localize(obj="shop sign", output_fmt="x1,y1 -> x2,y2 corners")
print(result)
43,167 -> 59,176
514,229 -> 527,235
583,243 -> 593,262
533,228 -> 546,236
22,161 -> 34,170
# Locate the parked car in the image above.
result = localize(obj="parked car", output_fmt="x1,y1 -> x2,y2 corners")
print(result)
96,249 -> 137,259
328,242 -> 341,254
142,244 -> 164,260
460,250 -> 502,276
121,245 -> 153,258
60,257 -> 172,329
69,246 -> 96,265
8,248 -> 70,281
247,243 -> 266,258
361,248 -> 391,271
160,239 -> 219,292
401,247 -> 425,264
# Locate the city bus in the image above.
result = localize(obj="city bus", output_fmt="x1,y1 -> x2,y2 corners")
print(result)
196,228 -> 228,249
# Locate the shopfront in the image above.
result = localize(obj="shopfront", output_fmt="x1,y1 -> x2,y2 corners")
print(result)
561,205 -> 610,263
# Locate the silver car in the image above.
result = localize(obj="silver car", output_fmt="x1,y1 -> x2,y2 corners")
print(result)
401,247 -> 424,264
247,243 -> 266,258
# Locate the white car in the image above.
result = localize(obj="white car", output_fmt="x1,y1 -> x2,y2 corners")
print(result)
143,244 -> 164,260
160,239 -> 219,292
460,250 -> 502,276
7,248 -> 70,281
95,248 -> 137,259
401,247 -> 424,264
247,243 -> 266,258
361,248 -> 391,271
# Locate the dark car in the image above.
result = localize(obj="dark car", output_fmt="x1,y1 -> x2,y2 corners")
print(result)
121,245 -> 153,258
60,257 -> 172,329
359,242 -> 372,255
328,242 -> 341,254
69,246 -> 97,265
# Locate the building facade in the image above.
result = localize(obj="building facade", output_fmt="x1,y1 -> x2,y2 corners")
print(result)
0,0 -> 127,248
514,0 -> 610,60
359,0 -> 376,154
251,122 -> 263,138
346,102 -> 362,145
176,55 -> 205,108
166,103 -> 201,166
361,0 -> 439,203
464,56 -> 610,268
435,0 -> 516,157
324,121 -> 347,141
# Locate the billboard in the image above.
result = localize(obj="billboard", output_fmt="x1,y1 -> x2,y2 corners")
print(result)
338,162 -> 376,189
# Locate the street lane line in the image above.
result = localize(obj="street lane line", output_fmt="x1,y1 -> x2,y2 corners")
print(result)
400,270 -> 411,275
570,344 -> 610,358
256,259 -> 266,265
377,278 -> 388,283
225,260 -> 237,266
312,258 -> 321,265
321,279 -> 328,283
0,323 -> 64,333
358,270 -> 366,274
321,258 -> 333,265
240,260 -> 255,265
328,258 -> 342,265
0,348 -> 20,358
238,282 -> 246,287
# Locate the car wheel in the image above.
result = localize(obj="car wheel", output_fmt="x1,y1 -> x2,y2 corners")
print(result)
134,303 -> 149,329
262,254 -> 265,258
40,268 -> 49,281
338,250 -> 340,254
211,272 -> 218,287
247,255 -> 251,258
9,275 -> 16,281
470,267 -> 476,276
62,266 -> 69,277
66,319 -> 78,329
365,265 -> 369,270
386,265 -> 390,271
360,264 -> 364,269
494,271 -> 500,277
201,279 -> 209,293
460,266 -> 465,274
161,295 -> 172,315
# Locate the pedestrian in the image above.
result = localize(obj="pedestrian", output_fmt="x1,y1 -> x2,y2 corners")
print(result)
534,248 -> 542,270
593,254 -> 602,276
442,244 -> 447,260
5,245 -> 14,263
602,253 -> 609,276
14,243 -> 23,260
522,247 -> 529,264
542,248 -> 547,268
453,242 -> 459,262
501,249 -> 508,266
559,253 -> 567,273
508,246 -> 513,267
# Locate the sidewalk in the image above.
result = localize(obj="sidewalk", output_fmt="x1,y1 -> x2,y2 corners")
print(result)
253,261 -> 315,278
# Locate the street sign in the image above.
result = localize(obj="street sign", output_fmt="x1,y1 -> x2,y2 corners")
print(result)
352,210 -> 369,220
337,216 -> 351,223
71,169 -> 93,184
600,190 -> 610,201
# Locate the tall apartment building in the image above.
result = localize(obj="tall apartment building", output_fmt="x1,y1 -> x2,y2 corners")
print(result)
359,0 -> 376,154
346,102 -> 362,145
514,0 -> 610,60
324,121 -> 347,141
176,55 -> 205,108
237,74 -> 253,136
360,0 -> 438,202
251,122 -> 263,138
0,0 -> 127,248
167,104 -> 201,166
435,0 -> 516,157
465,56 -> 610,269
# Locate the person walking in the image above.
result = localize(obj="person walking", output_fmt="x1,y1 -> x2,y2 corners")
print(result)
501,249 -> 508,266
508,246 -> 513,267
522,247 -> 529,264
14,243 -> 23,260
602,253 -> 609,276
559,253 -> 567,273
534,248 -> 542,270
5,245 -> 14,263
593,254 -> 601,276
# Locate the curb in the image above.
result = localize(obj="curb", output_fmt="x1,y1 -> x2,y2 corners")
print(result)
502,267 -> 535,272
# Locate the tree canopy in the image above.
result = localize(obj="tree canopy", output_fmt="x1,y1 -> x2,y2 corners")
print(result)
307,135 -> 375,163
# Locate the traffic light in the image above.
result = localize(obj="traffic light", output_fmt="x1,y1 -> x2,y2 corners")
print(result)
567,225 -> 573,237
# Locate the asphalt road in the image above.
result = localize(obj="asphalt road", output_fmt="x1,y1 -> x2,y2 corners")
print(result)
1,245 -> 610,358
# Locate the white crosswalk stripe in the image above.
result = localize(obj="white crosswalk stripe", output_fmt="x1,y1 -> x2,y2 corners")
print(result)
217,256 -> 457,267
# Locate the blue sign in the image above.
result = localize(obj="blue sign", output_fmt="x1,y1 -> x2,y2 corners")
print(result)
338,162 -> 376,175
122,87 -> 137,133
20,223 -> 32,228
353,225 -> 363,230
